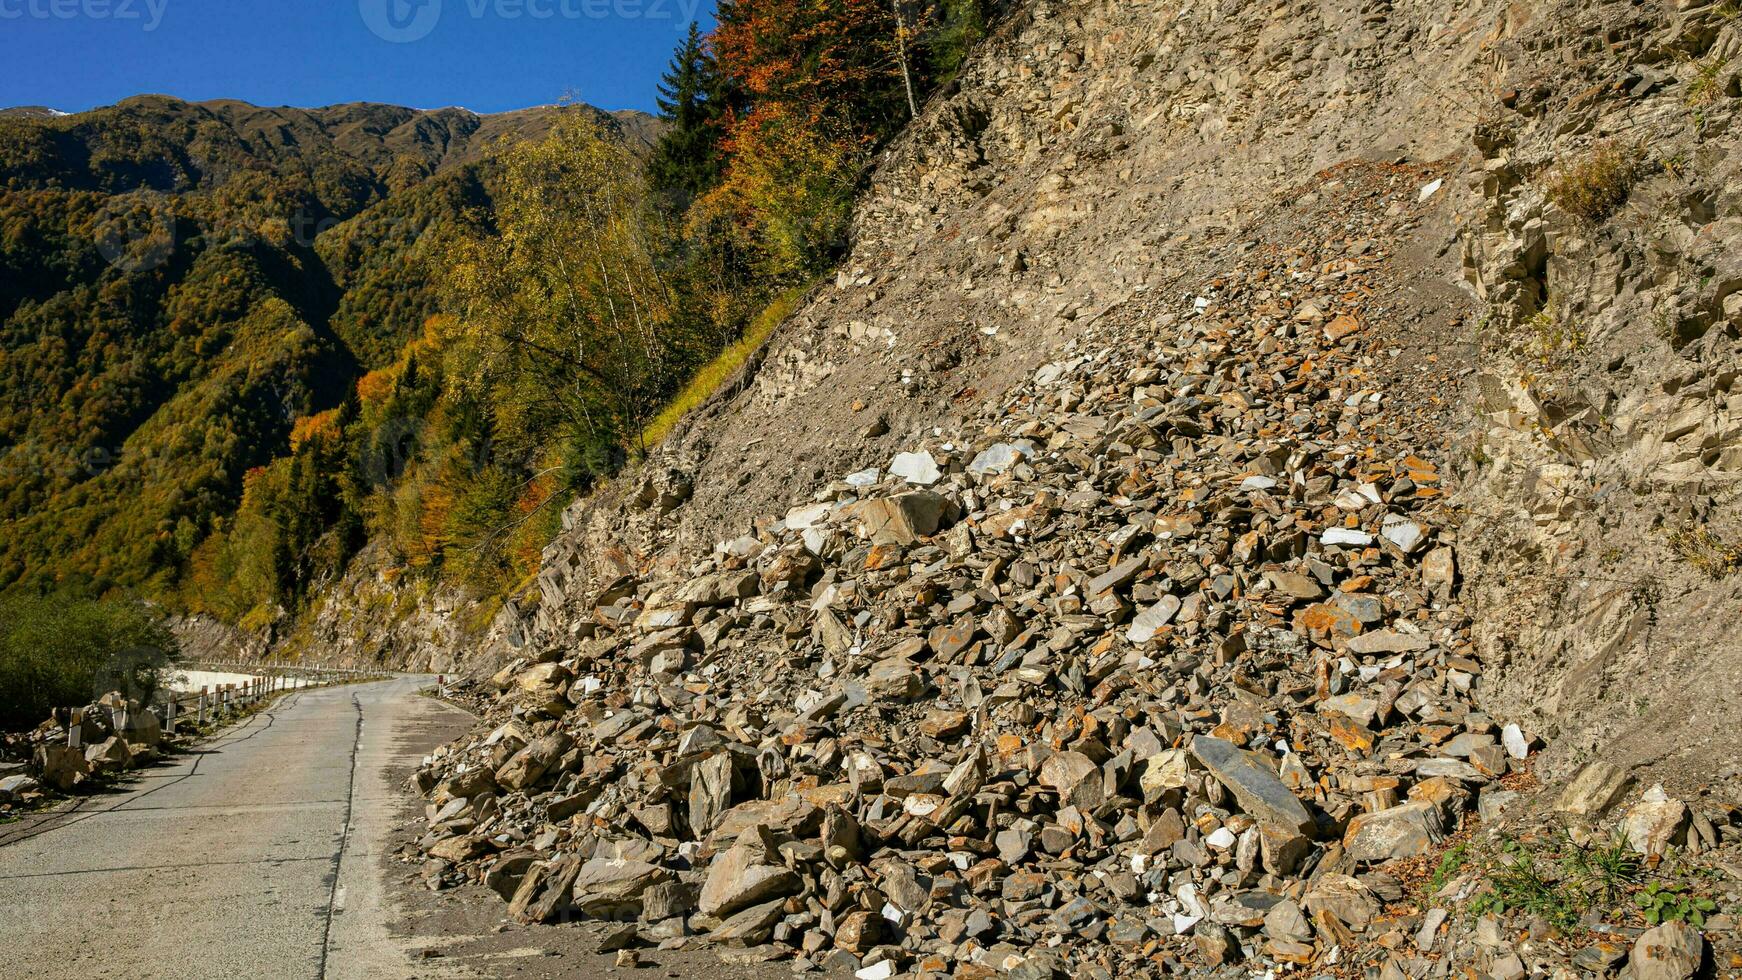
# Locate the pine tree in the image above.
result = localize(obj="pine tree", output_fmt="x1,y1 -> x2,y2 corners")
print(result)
648,22 -> 729,207
926,0 -> 989,81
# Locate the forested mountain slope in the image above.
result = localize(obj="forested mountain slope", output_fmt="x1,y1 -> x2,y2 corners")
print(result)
0,97 -> 654,606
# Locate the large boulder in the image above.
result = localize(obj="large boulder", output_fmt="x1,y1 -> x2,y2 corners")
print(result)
494,732 -> 574,791
1555,761 -> 1631,819
508,855 -> 584,924
1628,921 -> 1705,980
85,736 -> 133,774
113,703 -> 162,747
1190,736 -> 1315,836
1039,751 -> 1104,810
34,743 -> 89,791
1620,785 -> 1688,858
569,857 -> 671,918
698,826 -> 801,919
849,492 -> 948,546
1343,801 -> 1444,864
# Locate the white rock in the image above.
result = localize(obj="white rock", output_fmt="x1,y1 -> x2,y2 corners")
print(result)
968,441 -> 1034,476
1502,723 -> 1529,760
1334,490 -> 1367,510
1126,596 -> 1183,644
1622,784 -> 1688,857
889,451 -> 942,486
845,467 -> 880,487
1381,514 -> 1425,553
855,960 -> 897,980
1419,178 -> 1444,201
785,502 -> 832,530
1322,527 -> 1374,547
803,527 -> 830,555
1206,827 -> 1237,850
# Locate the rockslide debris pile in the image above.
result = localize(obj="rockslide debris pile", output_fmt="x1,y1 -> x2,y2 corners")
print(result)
409,166 -> 1558,977
13,692 -> 167,801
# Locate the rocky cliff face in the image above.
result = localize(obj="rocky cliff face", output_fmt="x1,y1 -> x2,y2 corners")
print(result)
376,2 -> 1742,975
1451,0 -> 1742,793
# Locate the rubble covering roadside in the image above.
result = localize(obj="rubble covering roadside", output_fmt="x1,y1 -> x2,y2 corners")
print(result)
400,165 -> 1737,978
0,692 -> 171,818
411,163 -> 1742,977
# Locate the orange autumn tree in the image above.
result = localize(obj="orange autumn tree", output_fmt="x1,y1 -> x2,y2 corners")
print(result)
711,0 -> 910,132
699,0 -> 914,281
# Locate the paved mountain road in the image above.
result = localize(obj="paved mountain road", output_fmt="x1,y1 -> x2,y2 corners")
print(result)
0,676 -> 475,979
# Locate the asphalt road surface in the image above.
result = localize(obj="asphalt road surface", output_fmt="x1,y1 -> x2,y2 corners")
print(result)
0,675 -> 474,979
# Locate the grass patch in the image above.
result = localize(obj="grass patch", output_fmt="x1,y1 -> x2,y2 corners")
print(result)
1522,303 -> 1587,368
638,283 -> 812,449
1469,838 -> 1587,930
1686,56 -> 1730,107
1430,841 -> 1472,894
1547,141 -> 1648,224
1436,831 -> 1737,933
1668,525 -> 1742,578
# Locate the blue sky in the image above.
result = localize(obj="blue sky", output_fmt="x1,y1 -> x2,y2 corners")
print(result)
0,0 -> 715,114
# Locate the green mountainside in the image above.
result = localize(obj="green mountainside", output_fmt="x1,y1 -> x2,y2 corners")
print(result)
0,0 -> 997,636
0,97 -> 657,606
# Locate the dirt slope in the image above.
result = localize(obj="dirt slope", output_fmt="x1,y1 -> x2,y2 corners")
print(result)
487,0 -> 1742,801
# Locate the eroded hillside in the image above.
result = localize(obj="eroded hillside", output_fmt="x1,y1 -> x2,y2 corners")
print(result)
386,0 -> 1742,975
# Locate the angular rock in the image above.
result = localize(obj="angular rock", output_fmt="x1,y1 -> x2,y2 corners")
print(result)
1126,596 -> 1181,644
570,857 -> 671,918
889,451 -> 942,486
1556,761 -> 1632,819
698,827 -> 801,918
1343,801 -> 1443,864
1629,921 -> 1705,980
1621,785 -> 1687,858
852,492 -> 947,545
1190,736 -> 1314,836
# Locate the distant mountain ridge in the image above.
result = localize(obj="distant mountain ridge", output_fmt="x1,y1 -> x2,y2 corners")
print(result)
0,106 -> 70,119
1,96 -> 658,190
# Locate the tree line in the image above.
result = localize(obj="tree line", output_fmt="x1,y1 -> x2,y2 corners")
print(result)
0,2 -> 1002,641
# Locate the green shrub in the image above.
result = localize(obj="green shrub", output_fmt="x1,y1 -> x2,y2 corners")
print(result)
1636,882 -> 1718,926
0,594 -> 179,730
1668,525 -> 1742,578
1548,142 -> 1647,223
